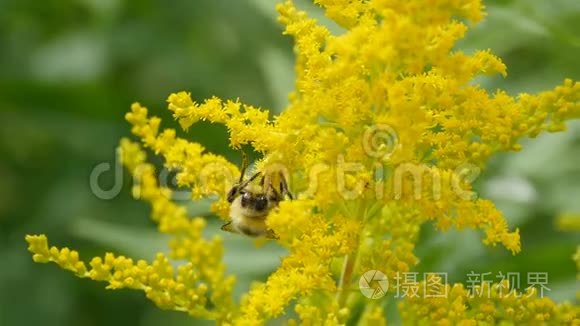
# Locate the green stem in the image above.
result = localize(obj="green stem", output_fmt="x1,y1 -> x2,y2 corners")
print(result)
337,200 -> 369,308
337,248 -> 359,308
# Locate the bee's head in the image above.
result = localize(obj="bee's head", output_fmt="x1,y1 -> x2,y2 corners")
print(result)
241,191 -> 268,211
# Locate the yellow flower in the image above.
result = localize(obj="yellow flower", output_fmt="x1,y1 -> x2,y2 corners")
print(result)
26,0 -> 579,324
399,278 -> 579,324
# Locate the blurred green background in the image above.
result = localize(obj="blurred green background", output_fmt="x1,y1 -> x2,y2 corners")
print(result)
1,0 -> 579,325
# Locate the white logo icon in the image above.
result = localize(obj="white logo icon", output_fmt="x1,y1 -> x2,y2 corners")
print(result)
359,270 -> 389,299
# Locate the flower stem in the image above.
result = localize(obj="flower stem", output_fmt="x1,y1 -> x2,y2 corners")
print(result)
337,201 -> 366,308
337,249 -> 358,308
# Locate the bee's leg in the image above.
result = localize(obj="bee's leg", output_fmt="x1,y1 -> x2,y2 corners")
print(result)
265,229 -> 279,240
269,185 -> 282,202
279,172 -> 293,200
221,221 -> 238,234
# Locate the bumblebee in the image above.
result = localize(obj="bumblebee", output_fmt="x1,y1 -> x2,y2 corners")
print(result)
221,153 -> 293,239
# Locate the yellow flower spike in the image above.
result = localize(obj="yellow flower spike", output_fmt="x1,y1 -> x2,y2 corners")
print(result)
400,277 -> 579,324
25,140 -> 234,320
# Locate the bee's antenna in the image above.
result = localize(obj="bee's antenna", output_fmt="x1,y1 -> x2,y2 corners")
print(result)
239,150 -> 249,183
238,172 -> 261,192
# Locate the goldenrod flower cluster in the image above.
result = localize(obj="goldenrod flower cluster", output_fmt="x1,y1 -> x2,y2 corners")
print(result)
26,0 -> 579,324
399,278 -> 579,324
26,139 -> 236,321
